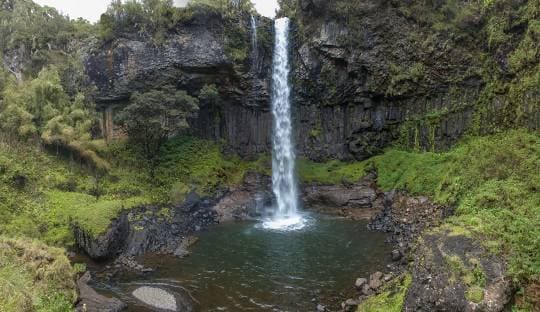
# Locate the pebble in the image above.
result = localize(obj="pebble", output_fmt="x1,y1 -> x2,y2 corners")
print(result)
355,277 -> 368,288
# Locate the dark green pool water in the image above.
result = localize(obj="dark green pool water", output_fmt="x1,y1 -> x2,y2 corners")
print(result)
94,215 -> 391,311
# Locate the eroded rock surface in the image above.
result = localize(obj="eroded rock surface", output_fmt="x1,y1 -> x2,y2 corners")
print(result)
302,176 -> 383,219
404,227 -> 511,312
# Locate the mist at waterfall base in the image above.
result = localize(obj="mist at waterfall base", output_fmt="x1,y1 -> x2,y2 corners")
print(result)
262,17 -> 307,231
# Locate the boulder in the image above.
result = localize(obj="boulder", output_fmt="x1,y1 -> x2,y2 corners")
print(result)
132,287 -> 178,311
369,271 -> 384,290
355,277 -> 368,289
76,272 -> 126,312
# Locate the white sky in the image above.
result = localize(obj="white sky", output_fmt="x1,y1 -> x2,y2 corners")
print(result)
33,0 -> 279,23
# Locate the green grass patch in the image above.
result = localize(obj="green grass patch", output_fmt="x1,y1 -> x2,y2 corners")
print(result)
466,286 -> 485,303
46,190 -> 148,237
297,159 -> 367,184
372,129 -> 540,283
0,136 -> 267,246
0,236 -> 77,312
357,274 -> 412,312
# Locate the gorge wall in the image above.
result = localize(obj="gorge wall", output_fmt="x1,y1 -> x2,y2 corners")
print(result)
85,0 -> 539,160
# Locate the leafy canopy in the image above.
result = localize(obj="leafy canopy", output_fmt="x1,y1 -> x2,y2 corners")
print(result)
117,86 -> 199,168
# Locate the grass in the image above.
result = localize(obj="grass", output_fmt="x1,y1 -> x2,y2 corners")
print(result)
0,136 -> 265,246
466,286 -> 485,303
298,129 -> 539,307
371,129 -> 540,284
357,274 -> 412,312
0,236 -> 77,312
297,159 -> 367,184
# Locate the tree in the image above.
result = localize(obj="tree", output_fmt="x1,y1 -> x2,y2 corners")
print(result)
118,86 -> 199,170
198,84 -> 220,104
0,66 -> 108,170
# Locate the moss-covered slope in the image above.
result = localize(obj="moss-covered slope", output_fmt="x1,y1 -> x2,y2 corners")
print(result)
0,236 -> 77,312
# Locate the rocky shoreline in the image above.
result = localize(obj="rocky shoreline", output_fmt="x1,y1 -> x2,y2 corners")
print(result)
72,173 -> 512,312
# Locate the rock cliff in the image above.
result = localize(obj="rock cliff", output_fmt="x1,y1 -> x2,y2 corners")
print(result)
85,0 -> 539,160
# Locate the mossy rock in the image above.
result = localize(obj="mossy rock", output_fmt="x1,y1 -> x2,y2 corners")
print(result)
404,226 -> 510,311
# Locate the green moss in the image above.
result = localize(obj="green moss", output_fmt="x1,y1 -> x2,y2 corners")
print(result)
297,159 -> 367,184
373,129 -> 540,283
357,274 -> 412,312
155,136 -> 267,199
46,190 -> 148,237
445,255 -> 466,275
466,286 -> 485,303
0,236 -> 77,312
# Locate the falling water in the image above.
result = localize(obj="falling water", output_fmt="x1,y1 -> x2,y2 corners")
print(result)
263,18 -> 305,231
250,15 -> 259,73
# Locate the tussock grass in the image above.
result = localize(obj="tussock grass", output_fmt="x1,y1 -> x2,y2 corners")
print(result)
0,236 -> 76,312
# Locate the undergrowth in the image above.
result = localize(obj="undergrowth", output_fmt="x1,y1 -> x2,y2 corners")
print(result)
0,236 -> 77,312
357,274 -> 412,312
0,136 -> 263,246
299,129 -> 539,307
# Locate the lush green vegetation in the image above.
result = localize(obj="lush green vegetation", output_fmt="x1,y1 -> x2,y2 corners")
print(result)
0,236 -> 77,312
0,135 -> 261,245
117,86 -> 199,170
0,0 -> 93,78
297,159 -> 367,184
357,274 -> 412,312
377,130 -> 539,287
0,66 -> 107,170
300,129 -> 539,308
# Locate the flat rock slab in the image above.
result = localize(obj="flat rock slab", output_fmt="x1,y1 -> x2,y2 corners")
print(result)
132,287 -> 178,311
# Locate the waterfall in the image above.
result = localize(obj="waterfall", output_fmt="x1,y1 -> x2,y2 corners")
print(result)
263,17 -> 305,231
250,15 -> 259,73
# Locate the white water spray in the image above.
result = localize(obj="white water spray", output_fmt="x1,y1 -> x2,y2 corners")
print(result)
250,15 -> 259,72
263,18 -> 306,231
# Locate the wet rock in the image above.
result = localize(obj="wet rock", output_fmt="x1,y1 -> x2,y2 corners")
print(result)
391,249 -> 402,261
132,287 -> 177,311
316,303 -> 326,311
213,172 -> 272,222
302,175 -> 384,220
173,236 -> 199,258
383,274 -> 393,282
369,271 -> 383,290
343,299 -> 359,311
76,272 -> 126,312
115,255 -> 152,273
361,283 -> 373,296
355,277 -> 368,289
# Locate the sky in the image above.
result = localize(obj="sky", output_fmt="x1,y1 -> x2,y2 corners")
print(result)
33,0 -> 280,23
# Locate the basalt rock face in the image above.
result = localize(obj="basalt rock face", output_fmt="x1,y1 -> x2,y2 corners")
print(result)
287,0 -> 481,161
285,0 -> 539,161
84,10 -> 275,156
85,1 -> 538,160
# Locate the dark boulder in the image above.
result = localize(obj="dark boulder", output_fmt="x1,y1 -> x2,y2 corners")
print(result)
76,272 -> 126,312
